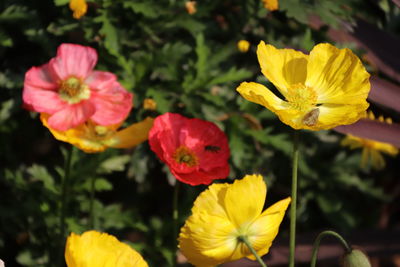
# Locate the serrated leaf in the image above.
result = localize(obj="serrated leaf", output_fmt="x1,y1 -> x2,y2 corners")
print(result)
123,2 -> 159,18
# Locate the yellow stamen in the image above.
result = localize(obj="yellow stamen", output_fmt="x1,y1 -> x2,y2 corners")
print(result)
285,83 -> 318,111
173,146 -> 198,167
59,76 -> 90,104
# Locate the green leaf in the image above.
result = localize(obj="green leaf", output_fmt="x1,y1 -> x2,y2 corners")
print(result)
123,2 -> 159,18
99,155 -> 131,174
27,165 -> 57,194
54,0 -> 70,6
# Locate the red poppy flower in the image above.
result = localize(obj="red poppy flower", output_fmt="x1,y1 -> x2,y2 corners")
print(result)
149,113 -> 230,185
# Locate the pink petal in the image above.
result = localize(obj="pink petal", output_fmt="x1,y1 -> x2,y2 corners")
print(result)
85,71 -> 117,91
23,84 -> 67,114
24,64 -> 58,90
49,43 -> 97,80
89,82 -> 133,125
47,101 -> 95,131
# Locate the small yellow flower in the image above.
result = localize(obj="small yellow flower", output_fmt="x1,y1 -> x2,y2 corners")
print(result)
65,230 -> 148,267
262,0 -> 279,11
341,112 -> 398,170
69,0 -> 87,19
179,174 -> 290,267
237,42 -> 370,130
185,1 -> 197,15
41,114 -> 154,153
143,98 -> 157,111
237,40 -> 250,53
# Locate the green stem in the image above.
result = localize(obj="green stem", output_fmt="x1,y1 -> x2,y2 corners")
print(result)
172,181 -> 180,267
289,131 -> 300,267
310,230 -> 351,267
238,236 -> 267,267
58,146 -> 74,266
89,175 -> 96,229
60,146 -> 73,240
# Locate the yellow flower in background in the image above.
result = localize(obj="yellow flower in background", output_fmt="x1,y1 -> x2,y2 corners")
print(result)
143,98 -> 157,111
65,231 -> 148,267
185,1 -> 197,15
179,174 -> 291,267
69,0 -> 87,19
41,114 -> 153,153
237,41 -> 370,131
262,0 -> 279,11
341,112 -> 398,170
237,40 -> 250,53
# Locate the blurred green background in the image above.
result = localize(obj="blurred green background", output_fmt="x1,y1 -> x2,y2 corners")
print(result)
1,0 -> 399,266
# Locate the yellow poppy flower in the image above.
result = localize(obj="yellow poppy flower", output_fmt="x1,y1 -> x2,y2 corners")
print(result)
262,0 -> 279,11
237,41 -> 370,131
143,98 -> 157,111
69,0 -> 87,19
65,230 -> 148,267
237,40 -> 250,53
179,174 -> 291,267
41,113 -> 154,153
341,112 -> 398,170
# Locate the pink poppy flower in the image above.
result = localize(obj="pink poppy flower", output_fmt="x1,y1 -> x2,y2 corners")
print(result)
149,113 -> 230,185
23,43 -> 132,131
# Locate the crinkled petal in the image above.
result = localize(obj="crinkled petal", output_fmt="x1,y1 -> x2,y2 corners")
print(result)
246,197 -> 291,260
224,175 -> 266,228
23,84 -> 67,113
316,103 -> 369,130
110,117 -> 154,149
89,82 -> 133,126
50,43 -> 97,80
85,71 -> 117,91
306,43 -> 370,104
257,41 -> 308,96
65,231 -> 148,267
24,64 -> 58,90
47,101 -> 95,131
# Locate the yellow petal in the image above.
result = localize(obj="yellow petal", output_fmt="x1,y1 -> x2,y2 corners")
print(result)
69,0 -> 87,19
224,175 -> 266,228
65,230 -> 148,267
179,211 -> 237,267
246,197 -> 291,260
306,43 -> 370,104
257,41 -> 308,96
316,102 -> 369,130
370,150 -> 385,170
110,117 -> 154,149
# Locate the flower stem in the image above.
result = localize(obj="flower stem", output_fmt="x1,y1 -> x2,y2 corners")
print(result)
289,130 -> 300,267
60,146 -> 73,240
58,146 -> 74,266
310,230 -> 351,267
89,175 -> 96,229
238,236 -> 267,267
172,181 -> 180,267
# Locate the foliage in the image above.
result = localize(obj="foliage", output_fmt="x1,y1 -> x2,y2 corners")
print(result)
0,0 -> 399,266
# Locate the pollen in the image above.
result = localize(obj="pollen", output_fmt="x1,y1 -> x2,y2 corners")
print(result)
59,76 -> 90,104
173,146 -> 198,167
285,83 -> 318,111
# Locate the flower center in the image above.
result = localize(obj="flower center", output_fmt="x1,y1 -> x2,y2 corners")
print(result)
285,83 -> 318,111
59,76 -> 90,104
173,146 -> 198,167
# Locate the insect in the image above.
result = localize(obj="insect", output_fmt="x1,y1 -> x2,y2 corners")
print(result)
303,108 -> 320,126
204,145 -> 221,152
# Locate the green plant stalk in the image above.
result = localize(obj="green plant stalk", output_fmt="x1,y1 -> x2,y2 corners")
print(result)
172,181 -> 180,267
310,230 -> 351,267
238,236 -> 267,267
89,175 -> 96,229
289,131 -> 299,267
58,146 -> 74,266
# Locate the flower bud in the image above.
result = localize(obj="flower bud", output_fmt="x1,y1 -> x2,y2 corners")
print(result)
342,249 -> 371,267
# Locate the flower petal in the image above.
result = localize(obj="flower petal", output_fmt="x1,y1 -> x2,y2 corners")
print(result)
23,84 -> 67,113
306,43 -> 370,104
257,41 -> 308,96
47,101 -> 95,131
50,43 -> 97,80
89,82 -> 133,126
110,117 -> 154,149
317,103 -> 369,130
224,175 -> 266,228
86,71 -> 117,91
246,197 -> 291,260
